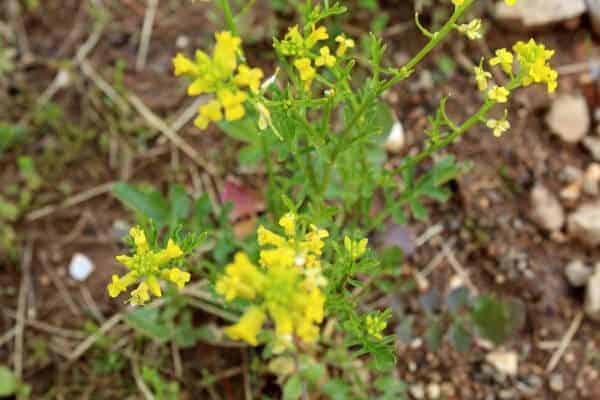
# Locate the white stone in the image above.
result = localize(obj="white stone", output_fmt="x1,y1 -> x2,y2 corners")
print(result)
410,383 -> 425,399
568,202 -> 600,245
546,94 -> 590,143
427,383 -> 441,399
385,120 -> 405,154
530,185 -> 565,231
495,0 -> 586,28
486,350 -> 519,377
583,137 -> 600,161
68,253 -> 94,282
565,260 -> 593,287
585,269 -> 600,321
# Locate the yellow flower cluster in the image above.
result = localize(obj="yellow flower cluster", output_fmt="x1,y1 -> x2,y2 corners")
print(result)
173,31 -> 264,129
216,213 -> 329,351
344,236 -> 368,261
277,25 -> 354,89
365,314 -> 388,340
107,227 -> 190,305
472,38 -> 557,138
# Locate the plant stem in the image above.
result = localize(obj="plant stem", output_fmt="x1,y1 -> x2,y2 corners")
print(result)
218,0 -> 237,35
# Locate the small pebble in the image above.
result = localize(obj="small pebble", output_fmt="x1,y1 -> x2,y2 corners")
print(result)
549,373 -> 564,392
68,253 -> 94,282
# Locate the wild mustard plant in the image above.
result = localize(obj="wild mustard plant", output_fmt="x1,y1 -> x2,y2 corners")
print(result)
110,0 -> 560,395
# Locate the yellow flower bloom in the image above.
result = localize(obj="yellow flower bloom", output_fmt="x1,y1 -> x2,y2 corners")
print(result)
216,252 -> 265,301
278,212 -> 296,237
173,53 -> 198,76
294,57 -> 316,84
474,63 -> 492,91
130,281 -> 151,305
335,34 -> 355,56
505,0 -> 516,5
299,225 -> 329,256
234,64 -> 264,93
305,26 -> 328,49
486,118 -> 510,137
162,268 -> 191,289
213,31 -> 241,76
490,48 -> 514,75
217,89 -> 248,121
457,19 -> 483,40
107,272 -> 138,298
315,46 -> 336,68
256,103 -> 272,131
224,306 -> 266,346
108,227 -> 187,304
194,100 -> 223,129
279,25 -> 305,56
488,86 -> 509,103
257,225 -> 287,247
512,39 -> 558,93
260,247 -> 296,269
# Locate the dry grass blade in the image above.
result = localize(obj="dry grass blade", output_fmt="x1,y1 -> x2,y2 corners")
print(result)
136,0 -> 159,71
14,242 -> 33,379
545,311 -> 584,373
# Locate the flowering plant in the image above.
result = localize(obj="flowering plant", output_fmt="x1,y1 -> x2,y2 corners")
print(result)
109,0 -> 557,397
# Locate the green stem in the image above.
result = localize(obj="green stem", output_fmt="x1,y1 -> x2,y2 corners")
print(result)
218,0 -> 237,35
319,1 -> 474,196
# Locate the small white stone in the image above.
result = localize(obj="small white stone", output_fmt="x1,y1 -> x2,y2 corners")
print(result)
568,201 -> 600,246
68,253 -> 94,282
385,120 -> 405,154
546,94 -> 590,143
565,260 -> 593,287
530,184 -> 565,231
486,350 -> 519,377
410,383 -> 425,399
585,269 -> 600,321
495,0 -> 586,28
427,383 -> 441,399
549,373 -> 564,392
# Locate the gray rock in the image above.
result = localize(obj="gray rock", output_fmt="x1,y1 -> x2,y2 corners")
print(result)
546,94 -> 590,143
530,185 -> 565,231
568,202 -> 600,245
565,260 -> 593,287
494,0 -> 586,28
585,269 -> 600,321
583,137 -> 600,161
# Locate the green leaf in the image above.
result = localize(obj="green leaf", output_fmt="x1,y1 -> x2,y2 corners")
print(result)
424,319 -> 443,351
112,183 -> 169,226
471,295 -> 521,345
409,199 -> 428,221
238,143 -> 263,166
217,112 -> 260,143
0,365 -> 17,396
125,308 -> 171,342
282,375 -> 303,400
322,379 -> 351,400
168,185 -> 191,230
0,123 -> 26,155
448,319 -> 472,352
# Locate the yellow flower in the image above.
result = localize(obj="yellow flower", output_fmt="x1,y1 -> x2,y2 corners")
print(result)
305,25 -> 328,48
457,19 -> 483,40
108,227 -> 188,304
278,212 -> 296,237
173,53 -> 198,76
474,62 -> 492,91
256,103 -> 272,131
344,236 -> 368,260
217,89 -> 248,121
234,64 -> 264,93
365,314 -> 387,340
488,86 -> 509,103
279,25 -> 305,56
486,117 -> 510,137
130,281 -> 151,305
505,0 -> 516,5
257,225 -> 287,247
512,39 -> 557,93
315,46 -> 336,68
490,48 -> 514,75
194,100 -> 223,129
107,272 -> 138,298
216,252 -> 265,301
260,247 -> 296,269
335,34 -> 355,56
299,225 -> 329,256
224,306 -> 266,346
213,31 -> 241,76
452,0 -> 465,6
162,268 -> 191,289
294,57 -> 316,84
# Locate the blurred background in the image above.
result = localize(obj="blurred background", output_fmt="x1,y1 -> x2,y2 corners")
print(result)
0,0 -> 599,398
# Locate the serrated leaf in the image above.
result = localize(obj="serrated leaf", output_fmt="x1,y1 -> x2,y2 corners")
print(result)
125,308 -> 171,342
112,183 -> 169,226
